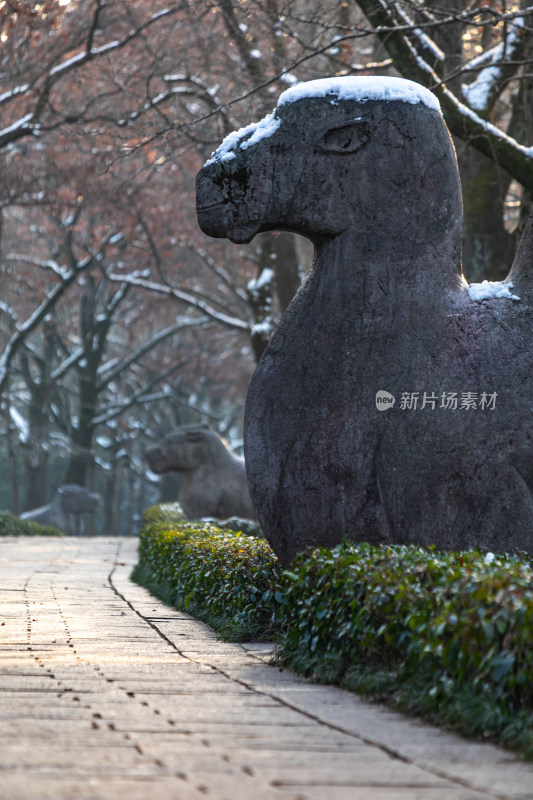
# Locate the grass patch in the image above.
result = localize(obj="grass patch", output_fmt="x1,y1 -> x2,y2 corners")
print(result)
0,510 -> 63,537
136,505 -> 533,757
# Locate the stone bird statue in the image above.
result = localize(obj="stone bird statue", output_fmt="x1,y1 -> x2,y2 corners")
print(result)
197,76 -> 533,565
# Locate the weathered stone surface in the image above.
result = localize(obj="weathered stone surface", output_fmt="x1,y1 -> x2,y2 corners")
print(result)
145,425 -> 256,520
196,76 -> 533,564
20,484 -> 99,535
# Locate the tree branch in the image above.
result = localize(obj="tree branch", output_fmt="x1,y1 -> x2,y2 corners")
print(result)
105,272 -> 250,332
352,0 -> 533,192
0,3 -> 186,149
0,261 -> 93,395
96,315 -> 211,392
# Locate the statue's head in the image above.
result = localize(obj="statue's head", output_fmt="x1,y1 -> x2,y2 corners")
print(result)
59,484 -> 100,514
197,76 -> 462,256
145,425 -> 230,474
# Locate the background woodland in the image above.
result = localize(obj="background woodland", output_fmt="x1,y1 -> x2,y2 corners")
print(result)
1,0 -> 532,532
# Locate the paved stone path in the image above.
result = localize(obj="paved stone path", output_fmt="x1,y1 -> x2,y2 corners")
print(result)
1,537 -> 532,800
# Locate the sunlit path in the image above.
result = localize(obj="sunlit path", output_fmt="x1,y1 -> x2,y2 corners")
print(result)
0,537 -> 531,800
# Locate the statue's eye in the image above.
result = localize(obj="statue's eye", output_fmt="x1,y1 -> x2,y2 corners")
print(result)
320,121 -> 371,154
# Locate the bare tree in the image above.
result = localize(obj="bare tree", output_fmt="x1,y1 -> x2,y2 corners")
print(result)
4,0 -> 533,527
351,0 -> 533,278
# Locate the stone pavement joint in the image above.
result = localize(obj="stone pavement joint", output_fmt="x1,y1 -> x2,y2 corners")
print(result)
1,536 -> 532,800
109,562 -> 415,762
108,562 -> 429,779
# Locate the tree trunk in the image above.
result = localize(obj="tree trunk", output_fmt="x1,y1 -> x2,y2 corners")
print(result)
23,392 -> 50,510
64,428 -> 94,487
248,232 -> 301,361
271,233 -> 301,313
64,359 -> 99,487
103,456 -> 118,535
458,146 -> 515,282
422,0 -> 514,281
4,396 -> 20,516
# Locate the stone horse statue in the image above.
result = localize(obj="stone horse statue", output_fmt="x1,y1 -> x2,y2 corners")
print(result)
197,75 -> 533,565
21,484 -> 100,536
145,425 -> 257,520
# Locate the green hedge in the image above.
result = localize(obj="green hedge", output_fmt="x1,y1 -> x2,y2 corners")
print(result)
282,543 -> 533,697
279,542 -> 533,753
0,511 -> 63,537
135,506 -> 533,755
134,507 -> 283,640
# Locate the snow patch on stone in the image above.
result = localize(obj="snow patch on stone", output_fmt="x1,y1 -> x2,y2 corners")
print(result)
205,111 -> 281,166
278,76 -> 441,112
468,280 -> 520,302
204,76 -> 440,167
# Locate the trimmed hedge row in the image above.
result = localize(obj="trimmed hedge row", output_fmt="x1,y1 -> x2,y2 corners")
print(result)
135,506 -> 283,639
283,543 -> 533,699
135,506 -> 533,754
0,511 -> 63,537
281,543 -> 533,741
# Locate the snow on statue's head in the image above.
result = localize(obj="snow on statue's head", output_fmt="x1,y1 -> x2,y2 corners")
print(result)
196,76 -> 462,260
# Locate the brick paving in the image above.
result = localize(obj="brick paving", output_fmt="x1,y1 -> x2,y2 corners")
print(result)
0,536 -> 532,800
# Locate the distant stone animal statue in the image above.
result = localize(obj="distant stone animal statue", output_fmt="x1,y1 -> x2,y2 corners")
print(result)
197,75 -> 533,565
21,484 -> 100,536
145,425 -> 257,520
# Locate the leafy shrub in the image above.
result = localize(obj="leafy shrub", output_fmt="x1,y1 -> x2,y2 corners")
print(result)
209,515 -> 264,538
136,507 -> 533,754
0,511 -> 63,537
276,541 -> 533,754
142,502 -> 185,527
135,506 -> 283,639
278,542 -> 533,695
